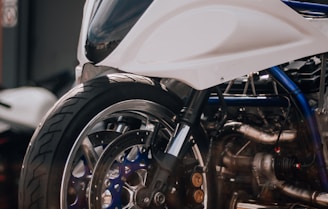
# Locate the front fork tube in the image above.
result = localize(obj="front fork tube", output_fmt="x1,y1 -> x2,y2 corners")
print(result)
145,89 -> 210,206
166,89 -> 210,156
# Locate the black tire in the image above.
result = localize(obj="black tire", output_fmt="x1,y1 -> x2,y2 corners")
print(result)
19,74 -> 214,209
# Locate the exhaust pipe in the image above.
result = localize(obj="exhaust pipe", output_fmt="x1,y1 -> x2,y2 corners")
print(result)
223,121 -> 297,145
277,183 -> 328,207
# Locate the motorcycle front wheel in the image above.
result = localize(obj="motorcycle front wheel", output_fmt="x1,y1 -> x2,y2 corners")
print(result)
19,74 -> 214,209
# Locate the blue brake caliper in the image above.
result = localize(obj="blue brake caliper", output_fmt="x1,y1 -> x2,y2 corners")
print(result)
107,147 -> 150,209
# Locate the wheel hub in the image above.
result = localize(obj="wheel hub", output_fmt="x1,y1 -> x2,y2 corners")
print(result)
89,130 -> 152,209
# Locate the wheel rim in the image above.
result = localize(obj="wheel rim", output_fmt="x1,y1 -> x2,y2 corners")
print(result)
60,99 -> 208,209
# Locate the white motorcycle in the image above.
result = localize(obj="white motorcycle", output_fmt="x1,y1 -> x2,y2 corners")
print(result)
19,1 -> 328,209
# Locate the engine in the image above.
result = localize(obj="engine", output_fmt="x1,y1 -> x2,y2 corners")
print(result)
202,56 -> 328,209
209,107 -> 318,208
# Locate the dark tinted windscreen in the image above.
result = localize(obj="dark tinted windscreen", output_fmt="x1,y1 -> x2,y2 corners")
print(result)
86,0 -> 153,63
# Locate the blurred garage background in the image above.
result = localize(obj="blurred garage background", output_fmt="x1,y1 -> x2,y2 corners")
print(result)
0,1 -> 84,209
0,0 -> 84,88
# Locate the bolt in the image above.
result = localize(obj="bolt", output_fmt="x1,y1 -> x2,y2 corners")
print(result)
154,192 -> 165,205
143,197 -> 150,204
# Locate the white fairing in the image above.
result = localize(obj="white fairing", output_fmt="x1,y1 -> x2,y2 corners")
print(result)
77,0 -> 328,90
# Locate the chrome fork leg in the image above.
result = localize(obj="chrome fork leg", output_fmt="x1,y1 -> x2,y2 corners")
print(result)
139,89 -> 210,207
